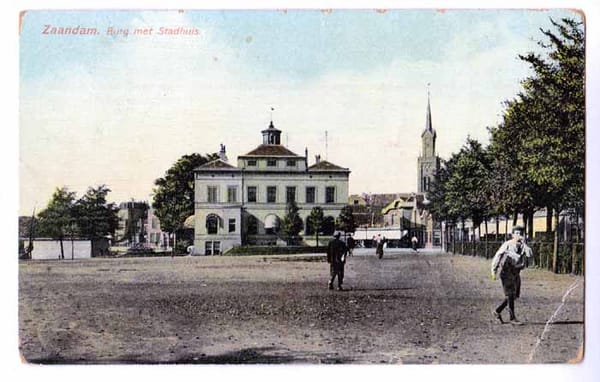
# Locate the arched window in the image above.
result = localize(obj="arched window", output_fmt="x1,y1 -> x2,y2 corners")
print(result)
206,214 -> 221,234
264,214 -> 279,235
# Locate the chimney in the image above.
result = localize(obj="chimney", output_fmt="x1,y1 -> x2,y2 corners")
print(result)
305,147 -> 308,171
315,154 -> 321,164
219,143 -> 228,162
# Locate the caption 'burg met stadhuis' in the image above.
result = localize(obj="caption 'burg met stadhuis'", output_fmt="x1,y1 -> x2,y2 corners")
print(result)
42,25 -> 201,36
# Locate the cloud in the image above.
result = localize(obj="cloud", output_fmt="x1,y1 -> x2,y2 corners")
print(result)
19,10 -> 561,214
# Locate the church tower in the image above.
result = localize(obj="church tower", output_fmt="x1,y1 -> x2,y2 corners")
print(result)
417,89 -> 440,194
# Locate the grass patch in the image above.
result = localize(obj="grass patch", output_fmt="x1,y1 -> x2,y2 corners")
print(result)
225,245 -> 327,256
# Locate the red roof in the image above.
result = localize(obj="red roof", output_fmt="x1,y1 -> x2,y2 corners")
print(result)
195,159 -> 240,171
307,160 -> 349,172
241,144 -> 300,157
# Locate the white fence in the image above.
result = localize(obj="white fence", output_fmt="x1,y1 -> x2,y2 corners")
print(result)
30,239 -> 92,260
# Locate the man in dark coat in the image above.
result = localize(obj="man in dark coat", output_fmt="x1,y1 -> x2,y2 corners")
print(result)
346,234 -> 356,257
327,231 -> 348,291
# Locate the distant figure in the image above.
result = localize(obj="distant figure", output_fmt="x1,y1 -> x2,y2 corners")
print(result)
411,236 -> 418,252
327,231 -> 348,291
346,234 -> 356,257
187,245 -> 195,256
375,234 -> 384,259
491,225 -> 533,325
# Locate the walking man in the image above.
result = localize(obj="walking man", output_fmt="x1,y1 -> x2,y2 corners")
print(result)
327,231 -> 348,291
491,225 -> 532,325
411,235 -> 418,252
346,233 -> 356,257
375,234 -> 384,259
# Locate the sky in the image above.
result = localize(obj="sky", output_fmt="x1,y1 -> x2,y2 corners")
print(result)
19,8 -> 582,215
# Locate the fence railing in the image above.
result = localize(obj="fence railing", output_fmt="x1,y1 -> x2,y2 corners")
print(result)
445,239 -> 584,276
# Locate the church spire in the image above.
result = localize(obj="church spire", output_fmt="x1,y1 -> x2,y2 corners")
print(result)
422,84 -> 436,138
425,84 -> 432,132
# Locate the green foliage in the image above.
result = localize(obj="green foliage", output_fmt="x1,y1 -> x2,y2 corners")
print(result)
504,18 -> 584,212
429,138 -> 491,228
74,185 -> 119,239
37,185 -> 120,245
307,206 -> 325,246
335,205 -> 356,233
281,200 -> 304,244
152,153 -> 218,233
37,187 -> 77,239
225,245 -> 327,256
430,18 -> 584,236
307,206 -> 324,235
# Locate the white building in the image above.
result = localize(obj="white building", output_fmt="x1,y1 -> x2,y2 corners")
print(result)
193,121 -> 350,255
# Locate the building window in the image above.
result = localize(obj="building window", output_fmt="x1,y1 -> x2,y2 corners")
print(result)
286,160 -> 296,167
227,186 -> 238,203
306,187 -> 315,204
267,159 -> 277,167
247,216 -> 258,235
229,218 -> 236,233
206,214 -> 219,234
207,186 -> 218,203
267,186 -> 277,203
205,241 -> 221,255
325,187 -> 335,203
286,187 -> 296,203
247,186 -> 257,203
247,159 -> 257,166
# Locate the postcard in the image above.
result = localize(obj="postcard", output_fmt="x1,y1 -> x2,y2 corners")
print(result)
18,8 -> 587,371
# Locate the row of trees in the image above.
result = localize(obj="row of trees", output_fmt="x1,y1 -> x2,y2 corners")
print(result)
428,18 -> 584,273
280,202 -> 356,245
29,185 -> 119,259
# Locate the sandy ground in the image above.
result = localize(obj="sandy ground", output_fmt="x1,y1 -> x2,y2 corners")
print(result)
18,251 -> 584,364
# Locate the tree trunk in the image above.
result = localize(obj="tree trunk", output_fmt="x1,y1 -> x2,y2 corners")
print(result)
504,216 -> 509,241
59,236 -> 65,259
484,218 -> 489,259
495,216 -> 499,242
571,209 -> 579,275
527,210 -> 534,240
461,218 -> 465,255
552,208 -> 559,273
512,211 -> 518,226
546,207 -> 553,238
452,224 -> 456,254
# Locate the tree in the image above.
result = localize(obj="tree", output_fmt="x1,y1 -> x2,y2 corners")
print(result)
74,185 -> 119,240
152,153 -> 218,236
281,200 -> 303,245
491,18 -> 584,272
307,206 -> 325,246
336,206 -> 356,235
37,187 -> 77,259
518,18 -> 584,272
444,138 -> 492,242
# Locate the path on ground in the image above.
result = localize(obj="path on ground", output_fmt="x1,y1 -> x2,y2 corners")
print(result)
18,252 -> 584,364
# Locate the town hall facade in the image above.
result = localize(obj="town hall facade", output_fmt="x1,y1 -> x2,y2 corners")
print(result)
193,121 -> 350,255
